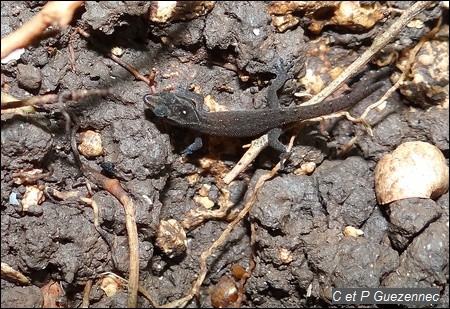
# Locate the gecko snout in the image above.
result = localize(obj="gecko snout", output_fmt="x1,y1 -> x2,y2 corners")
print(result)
143,94 -> 157,108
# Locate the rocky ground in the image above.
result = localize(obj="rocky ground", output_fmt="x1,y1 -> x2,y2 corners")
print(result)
1,1 -> 448,308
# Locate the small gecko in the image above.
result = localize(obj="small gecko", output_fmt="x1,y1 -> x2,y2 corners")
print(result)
144,62 -> 390,155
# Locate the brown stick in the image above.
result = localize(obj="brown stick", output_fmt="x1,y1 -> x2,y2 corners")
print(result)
1,1 -> 84,59
80,165 -> 140,308
1,89 -> 109,110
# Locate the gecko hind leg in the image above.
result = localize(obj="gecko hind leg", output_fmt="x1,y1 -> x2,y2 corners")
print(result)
267,127 -> 291,170
266,59 -> 295,169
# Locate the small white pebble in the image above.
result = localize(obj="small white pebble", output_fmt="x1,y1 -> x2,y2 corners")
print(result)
375,141 -> 448,204
9,192 -> 20,206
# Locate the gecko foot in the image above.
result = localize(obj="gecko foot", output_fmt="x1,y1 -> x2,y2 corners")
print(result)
181,137 -> 203,156
267,128 -> 291,169
278,151 -> 292,171
271,58 -> 294,90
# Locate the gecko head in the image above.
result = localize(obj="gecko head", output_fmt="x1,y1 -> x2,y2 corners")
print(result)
143,93 -> 201,127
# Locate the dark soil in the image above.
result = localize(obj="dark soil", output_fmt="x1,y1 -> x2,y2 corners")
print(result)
1,2 -> 448,308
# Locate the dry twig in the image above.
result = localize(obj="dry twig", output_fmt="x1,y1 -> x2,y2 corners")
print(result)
78,165 -> 140,308
1,89 -> 110,110
1,1 -> 84,59
1,262 -> 31,285
81,280 -> 93,308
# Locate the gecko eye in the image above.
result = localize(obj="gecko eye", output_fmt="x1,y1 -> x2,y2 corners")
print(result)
153,105 -> 169,117
175,105 -> 191,116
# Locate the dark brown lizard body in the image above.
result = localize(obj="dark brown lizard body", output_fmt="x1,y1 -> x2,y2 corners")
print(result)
144,64 -> 390,154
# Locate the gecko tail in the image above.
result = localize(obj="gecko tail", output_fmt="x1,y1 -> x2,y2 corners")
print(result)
320,66 -> 394,115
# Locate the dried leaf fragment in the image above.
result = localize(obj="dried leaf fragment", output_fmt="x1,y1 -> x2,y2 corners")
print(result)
330,2 -> 384,32
149,1 -> 215,23
21,185 -> 45,211
398,37 -> 449,108
99,275 -> 123,297
194,195 -> 215,209
155,219 -> 187,258
269,1 -> 384,33
343,226 -> 364,237
41,281 -> 65,308
1,262 -> 30,285
278,247 -> 294,264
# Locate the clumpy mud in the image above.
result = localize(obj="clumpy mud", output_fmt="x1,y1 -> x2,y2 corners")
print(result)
1,2 -> 448,308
